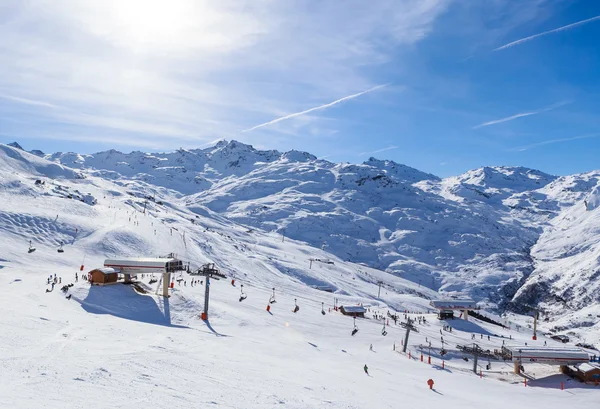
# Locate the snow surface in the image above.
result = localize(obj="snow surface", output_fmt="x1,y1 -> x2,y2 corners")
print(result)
1,141 -> 600,407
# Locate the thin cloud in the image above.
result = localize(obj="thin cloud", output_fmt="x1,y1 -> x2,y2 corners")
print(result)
0,94 -> 62,109
511,133 -> 600,152
473,101 -> 571,129
242,84 -> 390,133
494,15 -> 600,51
0,1 -> 448,149
359,145 -> 398,156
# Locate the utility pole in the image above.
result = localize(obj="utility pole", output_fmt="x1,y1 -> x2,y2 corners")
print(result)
472,343 -> 479,374
401,318 -> 418,353
281,228 -> 285,242
377,281 -> 383,298
202,275 -> 210,320
200,263 -> 222,321
309,258 -> 313,269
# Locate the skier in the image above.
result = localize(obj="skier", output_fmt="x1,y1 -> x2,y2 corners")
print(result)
369,344 -> 373,351
75,272 -> 78,282
364,364 -> 369,375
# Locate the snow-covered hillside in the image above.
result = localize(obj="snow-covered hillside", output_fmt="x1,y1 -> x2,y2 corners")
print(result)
4,140 -> 600,344
2,142 -> 600,408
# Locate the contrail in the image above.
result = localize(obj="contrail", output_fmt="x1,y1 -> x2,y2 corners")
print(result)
473,101 -> 571,129
359,145 -> 398,156
494,15 -> 600,51
511,133 -> 600,152
242,83 -> 389,133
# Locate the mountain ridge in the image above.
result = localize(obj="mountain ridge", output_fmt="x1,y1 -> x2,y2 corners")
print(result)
2,140 -> 599,343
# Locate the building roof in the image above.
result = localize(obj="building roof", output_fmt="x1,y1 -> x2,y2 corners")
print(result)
506,346 -> 589,363
105,257 -> 178,264
340,306 -> 366,313
104,257 -> 183,274
430,300 -> 479,310
575,362 -> 600,373
92,267 -> 119,274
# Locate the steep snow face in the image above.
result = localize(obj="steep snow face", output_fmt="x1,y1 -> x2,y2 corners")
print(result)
512,180 -> 600,345
0,144 -> 84,181
439,166 -> 556,205
23,140 -> 600,336
185,158 -> 540,306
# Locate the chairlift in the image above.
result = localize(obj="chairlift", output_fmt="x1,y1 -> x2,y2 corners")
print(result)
269,288 -> 276,304
292,298 -> 299,313
321,302 -> 326,315
28,240 -> 36,253
239,284 -> 247,302
57,242 -> 64,253
351,316 -> 359,336
382,322 -> 388,336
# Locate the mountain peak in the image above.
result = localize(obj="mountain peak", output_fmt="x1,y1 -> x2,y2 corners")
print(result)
7,142 -> 24,150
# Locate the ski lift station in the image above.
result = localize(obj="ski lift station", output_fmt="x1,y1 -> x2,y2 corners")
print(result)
103,257 -> 185,296
339,305 -> 366,318
506,346 -> 590,374
430,299 -> 479,320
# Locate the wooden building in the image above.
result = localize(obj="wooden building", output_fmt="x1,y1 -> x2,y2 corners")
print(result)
565,362 -> 600,383
339,305 -> 366,318
88,268 -> 119,285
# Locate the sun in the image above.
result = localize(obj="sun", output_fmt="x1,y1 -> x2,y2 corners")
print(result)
111,0 -> 196,49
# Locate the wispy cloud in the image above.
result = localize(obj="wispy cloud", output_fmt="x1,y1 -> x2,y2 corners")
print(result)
494,15 -> 600,51
0,1 -> 448,149
359,145 -> 398,156
473,101 -> 571,129
0,94 -> 62,109
242,84 -> 389,133
511,133 -> 600,152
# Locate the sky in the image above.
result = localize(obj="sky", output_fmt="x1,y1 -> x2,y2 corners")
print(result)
1,0 -> 600,177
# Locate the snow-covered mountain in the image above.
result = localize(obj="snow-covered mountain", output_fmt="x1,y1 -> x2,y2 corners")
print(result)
3,140 -> 600,344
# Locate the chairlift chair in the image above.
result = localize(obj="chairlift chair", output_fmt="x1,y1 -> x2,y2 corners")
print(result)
28,240 -> 36,253
269,288 -> 276,304
292,298 -> 299,313
239,284 -> 247,302
57,242 -> 64,253
321,302 -> 326,315
351,317 -> 359,336
382,322 -> 388,336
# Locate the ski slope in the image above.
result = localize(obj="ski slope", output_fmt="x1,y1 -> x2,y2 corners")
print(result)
1,267 -> 598,409
0,142 -> 599,408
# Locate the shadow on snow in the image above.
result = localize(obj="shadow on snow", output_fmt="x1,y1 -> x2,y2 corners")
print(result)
76,284 -> 188,328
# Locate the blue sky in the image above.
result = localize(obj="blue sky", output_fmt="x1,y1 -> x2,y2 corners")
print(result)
1,0 -> 600,177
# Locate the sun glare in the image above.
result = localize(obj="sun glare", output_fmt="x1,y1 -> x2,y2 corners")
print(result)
111,0 -> 196,49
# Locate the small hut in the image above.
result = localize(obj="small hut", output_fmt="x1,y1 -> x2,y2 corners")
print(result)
88,268 -> 119,285
567,362 -> 600,383
339,305 -> 366,318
